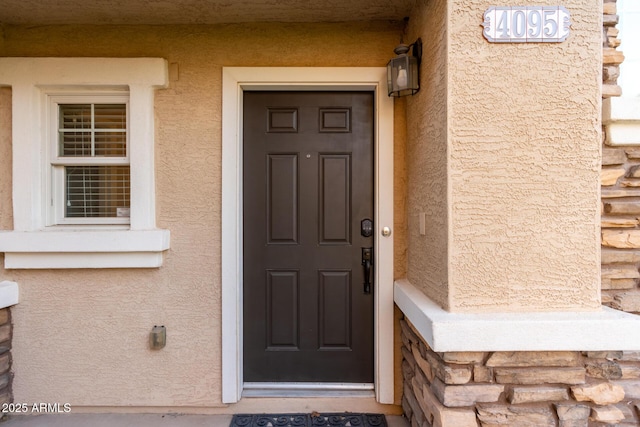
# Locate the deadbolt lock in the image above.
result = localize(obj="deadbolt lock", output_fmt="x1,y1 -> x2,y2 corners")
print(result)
361,219 -> 373,237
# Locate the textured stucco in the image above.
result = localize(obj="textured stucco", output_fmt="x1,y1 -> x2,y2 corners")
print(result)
394,99 -> 408,280
0,88 -> 11,232
447,0 -> 602,312
404,0 -> 450,310
402,0 -> 602,312
0,22 -> 405,408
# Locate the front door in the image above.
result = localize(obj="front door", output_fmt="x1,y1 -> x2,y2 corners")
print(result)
243,91 -> 374,383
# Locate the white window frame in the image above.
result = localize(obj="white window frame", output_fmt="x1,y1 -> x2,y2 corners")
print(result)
0,58 -> 170,269
48,92 -> 131,226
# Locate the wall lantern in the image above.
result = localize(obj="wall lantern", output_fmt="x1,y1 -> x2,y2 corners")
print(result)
387,38 -> 422,97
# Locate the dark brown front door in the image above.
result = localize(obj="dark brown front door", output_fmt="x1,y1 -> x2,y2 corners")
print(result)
243,91 -> 374,383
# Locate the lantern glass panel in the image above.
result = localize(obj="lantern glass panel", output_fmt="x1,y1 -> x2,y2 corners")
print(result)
387,55 -> 419,97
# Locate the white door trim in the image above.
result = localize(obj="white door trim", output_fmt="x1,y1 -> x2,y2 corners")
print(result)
221,67 -> 394,404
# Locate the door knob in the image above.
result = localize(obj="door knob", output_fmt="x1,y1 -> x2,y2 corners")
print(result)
381,227 -> 391,237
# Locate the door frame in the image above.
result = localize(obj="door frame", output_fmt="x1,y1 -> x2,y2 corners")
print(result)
221,67 -> 394,404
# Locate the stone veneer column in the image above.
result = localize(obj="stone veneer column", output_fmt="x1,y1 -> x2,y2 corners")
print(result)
602,0 -> 624,98
0,307 -> 12,420
600,0 -> 640,315
401,319 -> 640,427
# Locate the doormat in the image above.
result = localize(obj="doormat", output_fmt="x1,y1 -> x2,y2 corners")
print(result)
230,413 -> 387,427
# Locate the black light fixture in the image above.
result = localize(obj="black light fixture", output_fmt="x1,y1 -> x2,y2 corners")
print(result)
387,38 -> 422,97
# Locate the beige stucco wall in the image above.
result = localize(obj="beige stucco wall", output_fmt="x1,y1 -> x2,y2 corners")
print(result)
0,89 -> 10,231
448,0 -> 602,312
404,0 -> 602,312
0,22 -> 406,408
405,0 -> 450,310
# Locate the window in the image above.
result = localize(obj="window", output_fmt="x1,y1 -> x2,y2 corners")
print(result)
51,96 -> 131,225
0,58 -> 170,268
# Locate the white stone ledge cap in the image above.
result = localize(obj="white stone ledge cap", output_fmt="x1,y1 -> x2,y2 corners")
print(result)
603,97 -> 640,146
603,97 -> 640,122
0,281 -> 19,308
394,279 -> 640,352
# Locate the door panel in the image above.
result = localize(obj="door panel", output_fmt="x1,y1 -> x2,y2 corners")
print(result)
243,91 -> 374,383
320,154 -> 351,244
267,154 -> 298,244
266,270 -> 299,349
318,270 -> 352,349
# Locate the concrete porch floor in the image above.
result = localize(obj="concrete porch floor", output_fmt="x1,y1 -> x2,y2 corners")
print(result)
2,414 -> 409,427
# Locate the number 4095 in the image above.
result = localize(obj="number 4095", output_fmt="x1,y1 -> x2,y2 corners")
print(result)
483,6 -> 571,43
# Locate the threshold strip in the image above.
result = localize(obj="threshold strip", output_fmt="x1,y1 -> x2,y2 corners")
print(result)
242,383 -> 375,398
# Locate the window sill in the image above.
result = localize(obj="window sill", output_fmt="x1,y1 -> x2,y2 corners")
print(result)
0,229 -> 170,269
394,278 -> 640,352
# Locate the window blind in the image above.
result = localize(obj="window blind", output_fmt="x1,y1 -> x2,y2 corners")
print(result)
59,104 -> 127,157
58,102 -> 130,220
65,166 -> 130,218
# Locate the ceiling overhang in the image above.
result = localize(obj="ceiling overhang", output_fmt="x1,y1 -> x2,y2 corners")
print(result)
0,0 -> 415,25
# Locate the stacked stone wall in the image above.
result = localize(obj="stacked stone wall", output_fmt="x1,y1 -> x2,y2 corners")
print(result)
0,308 -> 12,420
602,0 -> 623,98
600,0 -> 640,314
401,319 -> 640,427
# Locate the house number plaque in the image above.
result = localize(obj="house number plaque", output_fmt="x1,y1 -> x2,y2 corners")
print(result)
482,6 -> 571,43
